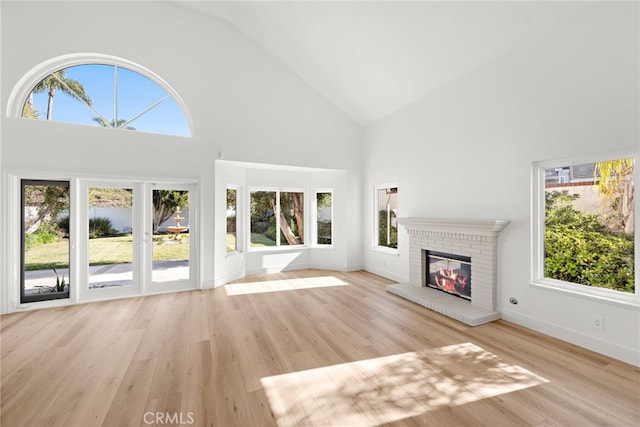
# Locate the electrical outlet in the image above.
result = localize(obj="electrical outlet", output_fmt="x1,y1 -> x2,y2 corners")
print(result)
592,316 -> 604,330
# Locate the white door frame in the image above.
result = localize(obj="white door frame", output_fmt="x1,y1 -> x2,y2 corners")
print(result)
77,180 -> 143,302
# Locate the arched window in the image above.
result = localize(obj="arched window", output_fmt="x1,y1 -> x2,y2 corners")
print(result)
12,54 -> 192,137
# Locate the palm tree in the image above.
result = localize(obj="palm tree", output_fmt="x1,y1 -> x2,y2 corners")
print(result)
30,70 -> 92,120
92,117 -> 136,130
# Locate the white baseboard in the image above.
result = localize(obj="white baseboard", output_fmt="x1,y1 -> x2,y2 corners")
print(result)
364,264 -> 408,283
501,309 -> 640,367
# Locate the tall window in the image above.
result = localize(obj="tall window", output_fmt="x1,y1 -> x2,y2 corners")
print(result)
21,63 -> 191,137
250,190 -> 304,248
227,188 -> 237,252
376,186 -> 398,250
316,191 -> 333,245
534,154 -> 636,299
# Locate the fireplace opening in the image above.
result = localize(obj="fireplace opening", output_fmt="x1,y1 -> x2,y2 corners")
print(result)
423,250 -> 471,301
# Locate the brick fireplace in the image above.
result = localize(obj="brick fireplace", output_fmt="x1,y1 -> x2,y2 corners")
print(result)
387,218 -> 510,326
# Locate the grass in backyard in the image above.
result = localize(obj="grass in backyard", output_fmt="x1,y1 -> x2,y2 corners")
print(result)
152,234 -> 189,261
227,233 -> 236,251
24,235 -> 189,271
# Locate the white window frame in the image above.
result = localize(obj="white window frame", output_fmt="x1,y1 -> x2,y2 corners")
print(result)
6,53 -> 193,137
247,187 -> 307,251
531,150 -> 639,307
313,189 -> 333,247
374,184 -> 399,254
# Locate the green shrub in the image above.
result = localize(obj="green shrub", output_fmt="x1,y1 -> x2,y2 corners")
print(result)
545,227 -> 634,293
57,216 -> 70,235
89,217 -> 118,239
37,233 -> 58,244
265,225 -> 277,241
378,210 -> 398,249
24,223 -> 60,248
24,231 -> 59,249
544,190 -> 635,293
252,221 -> 270,234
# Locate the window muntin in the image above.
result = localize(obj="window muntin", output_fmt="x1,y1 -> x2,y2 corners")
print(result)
376,186 -> 398,250
249,189 -> 305,248
534,155 -> 636,300
227,188 -> 237,252
22,63 -> 191,137
316,191 -> 333,246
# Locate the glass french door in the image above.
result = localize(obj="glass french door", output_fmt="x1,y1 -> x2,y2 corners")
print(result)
17,178 -> 197,305
20,179 -> 71,303
149,184 -> 195,291
79,181 -> 142,300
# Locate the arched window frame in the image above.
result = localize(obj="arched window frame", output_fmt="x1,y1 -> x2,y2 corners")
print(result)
6,53 -> 194,137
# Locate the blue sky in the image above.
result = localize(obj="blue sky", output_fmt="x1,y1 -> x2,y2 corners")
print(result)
28,64 -> 191,137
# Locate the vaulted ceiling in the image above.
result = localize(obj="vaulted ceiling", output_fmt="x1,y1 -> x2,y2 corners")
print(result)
178,1 -> 579,126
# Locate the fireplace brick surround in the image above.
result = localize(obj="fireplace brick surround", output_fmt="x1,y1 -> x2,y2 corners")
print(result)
387,218 -> 510,326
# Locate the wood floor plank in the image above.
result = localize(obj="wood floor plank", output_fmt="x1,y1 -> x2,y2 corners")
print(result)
2,269 -> 639,426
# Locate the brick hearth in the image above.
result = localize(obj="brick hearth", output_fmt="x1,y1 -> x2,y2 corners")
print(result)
387,218 -> 510,326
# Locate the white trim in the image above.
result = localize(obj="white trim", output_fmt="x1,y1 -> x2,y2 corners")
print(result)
6,52 -> 194,137
531,149 -> 639,306
397,217 -> 510,237
247,187 -> 307,251
502,309 -> 640,367
373,184 -> 399,253
372,245 -> 400,256
531,279 -> 640,310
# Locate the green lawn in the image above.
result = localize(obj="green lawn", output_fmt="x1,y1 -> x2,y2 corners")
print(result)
24,235 -> 189,271
227,233 -> 237,251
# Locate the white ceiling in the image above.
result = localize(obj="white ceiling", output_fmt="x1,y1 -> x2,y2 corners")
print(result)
178,1 -> 577,126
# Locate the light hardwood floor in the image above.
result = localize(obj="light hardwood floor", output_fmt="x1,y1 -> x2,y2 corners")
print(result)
1,269 -> 639,426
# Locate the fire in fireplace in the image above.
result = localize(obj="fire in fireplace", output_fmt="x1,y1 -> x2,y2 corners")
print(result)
424,250 -> 471,300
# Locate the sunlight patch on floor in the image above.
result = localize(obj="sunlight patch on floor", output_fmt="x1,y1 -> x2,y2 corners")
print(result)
260,342 -> 549,426
225,276 -> 348,296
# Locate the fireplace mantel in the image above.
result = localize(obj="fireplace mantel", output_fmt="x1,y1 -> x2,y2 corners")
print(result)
398,218 -> 510,236
388,217 -> 510,326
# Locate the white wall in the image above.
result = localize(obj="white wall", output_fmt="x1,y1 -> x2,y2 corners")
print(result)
0,2 -> 362,311
363,2 -> 639,365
